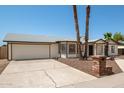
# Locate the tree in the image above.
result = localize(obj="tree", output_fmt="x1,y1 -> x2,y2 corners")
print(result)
122,35 -> 124,41
73,5 -> 82,58
104,32 -> 112,56
84,5 -> 90,60
113,32 -> 123,42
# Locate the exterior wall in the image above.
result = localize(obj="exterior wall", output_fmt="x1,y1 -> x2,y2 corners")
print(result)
7,40 -> 118,60
68,54 -> 77,57
12,44 -> 50,60
51,44 -> 59,58
61,54 -> 67,58
61,54 -> 77,58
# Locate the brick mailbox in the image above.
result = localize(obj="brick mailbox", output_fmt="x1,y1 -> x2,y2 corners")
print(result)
92,56 -> 107,77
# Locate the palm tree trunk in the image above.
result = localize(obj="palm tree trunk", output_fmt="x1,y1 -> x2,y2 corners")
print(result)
84,5 -> 90,60
73,5 -> 82,58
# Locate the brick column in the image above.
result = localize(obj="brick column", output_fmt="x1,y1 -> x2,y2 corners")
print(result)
92,56 -> 106,77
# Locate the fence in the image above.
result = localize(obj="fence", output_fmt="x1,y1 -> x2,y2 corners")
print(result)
0,45 -> 7,59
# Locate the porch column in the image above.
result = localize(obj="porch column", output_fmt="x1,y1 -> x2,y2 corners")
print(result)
94,44 -> 97,56
103,44 -> 105,56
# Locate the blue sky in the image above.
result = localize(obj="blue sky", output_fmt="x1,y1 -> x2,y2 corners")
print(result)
0,5 -> 124,45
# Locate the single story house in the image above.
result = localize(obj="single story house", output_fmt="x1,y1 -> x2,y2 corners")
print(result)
3,33 -> 118,60
82,39 -> 118,57
118,41 -> 124,55
3,33 -> 78,60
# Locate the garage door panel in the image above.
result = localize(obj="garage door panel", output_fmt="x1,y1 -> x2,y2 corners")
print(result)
12,44 -> 49,60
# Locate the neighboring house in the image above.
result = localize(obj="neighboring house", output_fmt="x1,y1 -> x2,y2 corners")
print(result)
3,33 -> 118,60
82,39 -> 118,57
118,41 -> 124,55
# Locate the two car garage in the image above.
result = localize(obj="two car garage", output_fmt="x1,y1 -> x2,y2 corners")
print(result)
3,33 -> 60,60
8,43 -> 59,60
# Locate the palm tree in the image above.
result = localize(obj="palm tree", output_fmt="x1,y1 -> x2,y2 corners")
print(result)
73,5 -> 82,58
104,32 -> 112,56
84,5 -> 90,60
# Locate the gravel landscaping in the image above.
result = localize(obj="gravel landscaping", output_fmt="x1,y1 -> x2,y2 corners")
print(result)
57,58 -> 123,77
0,59 -> 9,74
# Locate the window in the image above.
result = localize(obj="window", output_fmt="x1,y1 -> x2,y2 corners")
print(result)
96,44 -> 103,55
111,46 -> 115,53
69,44 -> 75,54
61,44 -> 66,54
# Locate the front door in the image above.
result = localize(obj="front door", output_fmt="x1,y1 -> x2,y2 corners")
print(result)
89,45 -> 94,56
105,45 -> 108,56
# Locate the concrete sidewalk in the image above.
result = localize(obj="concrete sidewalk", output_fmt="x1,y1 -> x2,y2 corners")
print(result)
62,72 -> 124,88
0,59 -> 96,88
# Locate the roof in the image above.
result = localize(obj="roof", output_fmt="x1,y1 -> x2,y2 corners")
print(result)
3,33 -> 76,43
82,39 -> 118,45
82,39 -> 105,44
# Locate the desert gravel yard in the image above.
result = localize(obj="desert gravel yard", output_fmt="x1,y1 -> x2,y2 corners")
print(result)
58,58 -> 122,77
0,59 -> 96,88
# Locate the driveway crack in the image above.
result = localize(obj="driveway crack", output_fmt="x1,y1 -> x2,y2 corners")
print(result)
43,70 -> 57,88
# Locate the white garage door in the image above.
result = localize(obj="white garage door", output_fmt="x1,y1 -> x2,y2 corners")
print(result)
12,44 -> 49,60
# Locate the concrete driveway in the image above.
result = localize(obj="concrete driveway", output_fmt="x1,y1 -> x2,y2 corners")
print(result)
0,59 -> 96,88
115,58 -> 124,71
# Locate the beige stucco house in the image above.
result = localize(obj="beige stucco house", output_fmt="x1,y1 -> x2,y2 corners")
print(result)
3,33 -> 118,60
3,33 -> 78,60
